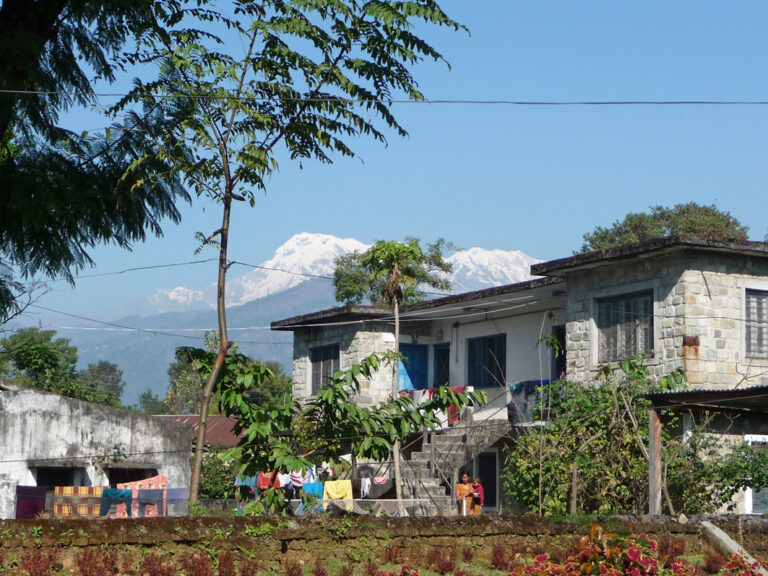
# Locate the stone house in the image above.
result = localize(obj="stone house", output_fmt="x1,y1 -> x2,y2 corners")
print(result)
273,237 -> 768,515
272,277 -> 567,513
0,386 -> 193,519
531,236 -> 768,388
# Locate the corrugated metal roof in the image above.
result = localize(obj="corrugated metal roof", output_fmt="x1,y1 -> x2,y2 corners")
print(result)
159,415 -> 241,447
639,385 -> 768,415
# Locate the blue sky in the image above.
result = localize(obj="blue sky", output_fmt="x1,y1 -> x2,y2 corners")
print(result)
27,1 -> 768,324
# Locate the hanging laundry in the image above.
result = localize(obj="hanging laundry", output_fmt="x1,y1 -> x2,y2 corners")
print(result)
323,479 -> 353,512
15,486 -> 46,519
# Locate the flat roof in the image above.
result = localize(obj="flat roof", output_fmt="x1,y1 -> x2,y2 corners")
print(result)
532,236 -> 768,277
403,277 -> 564,314
271,304 -> 391,331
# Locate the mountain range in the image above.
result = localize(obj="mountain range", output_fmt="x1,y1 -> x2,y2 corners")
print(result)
54,233 -> 541,404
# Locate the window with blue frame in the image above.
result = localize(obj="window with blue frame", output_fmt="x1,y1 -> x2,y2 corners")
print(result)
433,343 -> 450,387
467,334 -> 506,388
399,343 -> 429,390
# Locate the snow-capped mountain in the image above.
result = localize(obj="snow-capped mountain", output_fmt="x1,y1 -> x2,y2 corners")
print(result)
446,248 -> 541,293
227,232 -> 368,307
133,233 -> 538,316
130,233 -> 368,316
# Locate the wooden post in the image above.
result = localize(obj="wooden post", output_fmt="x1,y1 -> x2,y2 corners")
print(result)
649,407 -> 662,516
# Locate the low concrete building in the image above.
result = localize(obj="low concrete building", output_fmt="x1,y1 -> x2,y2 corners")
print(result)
0,386 -> 193,519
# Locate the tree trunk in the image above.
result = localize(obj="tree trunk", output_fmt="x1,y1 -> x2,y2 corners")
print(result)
189,195 -> 232,503
392,297 -> 406,517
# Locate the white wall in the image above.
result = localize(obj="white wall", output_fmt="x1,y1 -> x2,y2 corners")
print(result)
0,389 -> 192,492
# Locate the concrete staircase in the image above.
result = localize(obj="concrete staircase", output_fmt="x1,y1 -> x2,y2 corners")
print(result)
398,419 -> 512,515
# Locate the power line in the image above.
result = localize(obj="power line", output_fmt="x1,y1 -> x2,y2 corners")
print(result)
6,89 -> 768,107
28,304 -> 291,345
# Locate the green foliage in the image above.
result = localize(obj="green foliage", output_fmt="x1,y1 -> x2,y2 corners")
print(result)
199,448 -> 236,500
502,357 -> 768,516
136,388 -> 166,415
167,342 -> 291,415
77,360 -> 126,405
184,351 -> 486,514
334,238 -> 453,306
0,1 -> 197,321
580,202 -> 749,253
0,327 -> 124,405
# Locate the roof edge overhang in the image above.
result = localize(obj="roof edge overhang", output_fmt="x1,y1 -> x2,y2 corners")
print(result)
532,236 -> 768,277
271,304 -> 391,331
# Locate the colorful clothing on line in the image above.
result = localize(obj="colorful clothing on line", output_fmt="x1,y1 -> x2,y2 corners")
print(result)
15,486 -> 46,519
289,471 -> 303,488
302,481 -> 324,498
360,478 -> 371,499
367,479 -> 394,499
99,488 -> 132,517
257,472 -> 280,490
115,475 -> 167,518
54,486 -> 103,519
323,479 -> 353,512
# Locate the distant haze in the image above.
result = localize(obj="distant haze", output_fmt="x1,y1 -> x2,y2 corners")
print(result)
45,233 -> 541,404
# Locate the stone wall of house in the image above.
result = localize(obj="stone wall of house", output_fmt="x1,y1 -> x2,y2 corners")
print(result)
0,388 -> 192,518
292,322 -> 395,406
565,249 -> 768,388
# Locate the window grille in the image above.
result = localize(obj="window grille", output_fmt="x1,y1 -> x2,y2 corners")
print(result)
310,344 -> 340,394
597,291 -> 653,362
746,290 -> 768,358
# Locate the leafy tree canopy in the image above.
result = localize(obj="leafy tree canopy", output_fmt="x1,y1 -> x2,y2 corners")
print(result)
0,327 -> 120,405
333,238 -> 454,306
78,360 -> 126,405
136,388 -> 166,415
580,203 -> 749,253
0,0 -> 197,321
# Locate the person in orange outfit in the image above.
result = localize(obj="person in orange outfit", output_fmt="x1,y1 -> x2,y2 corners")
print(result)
455,471 -> 473,516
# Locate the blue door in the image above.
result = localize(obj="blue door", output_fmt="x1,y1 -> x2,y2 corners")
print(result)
399,344 -> 429,390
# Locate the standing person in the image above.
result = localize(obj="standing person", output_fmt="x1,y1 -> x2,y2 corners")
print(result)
455,471 -> 473,516
471,477 -> 485,515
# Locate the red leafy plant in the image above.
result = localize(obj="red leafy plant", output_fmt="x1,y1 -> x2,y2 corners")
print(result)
238,558 -> 260,576
20,549 -> 60,576
461,546 -> 474,563
490,543 -> 510,571
217,551 -> 236,576
312,560 -> 328,576
139,554 -> 175,576
383,546 -> 403,564
180,552 -> 214,576
340,564 -> 355,576
284,559 -> 303,576
76,548 -> 118,576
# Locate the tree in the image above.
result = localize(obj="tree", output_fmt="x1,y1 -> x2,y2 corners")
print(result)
166,336 -> 291,415
333,238 -> 453,516
0,327 -> 117,404
217,352 -> 485,514
501,357 -> 768,516
137,388 -> 166,415
78,360 -> 126,406
580,203 -> 749,253
0,1 -> 198,320
116,0 -> 466,503
0,327 -> 78,388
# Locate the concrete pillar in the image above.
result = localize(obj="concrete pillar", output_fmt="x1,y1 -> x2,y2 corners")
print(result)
0,474 -> 18,519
